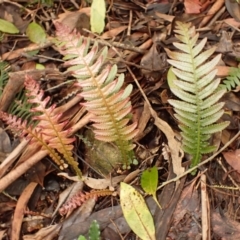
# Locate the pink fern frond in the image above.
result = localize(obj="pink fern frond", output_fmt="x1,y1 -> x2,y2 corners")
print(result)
58,189 -> 114,216
0,75 -> 82,177
54,22 -> 139,166
58,191 -> 95,216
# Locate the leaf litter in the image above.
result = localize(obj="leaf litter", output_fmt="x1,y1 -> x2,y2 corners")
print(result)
1,0 -> 240,239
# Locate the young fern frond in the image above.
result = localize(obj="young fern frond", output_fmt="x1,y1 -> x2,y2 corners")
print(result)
54,22 -> 138,168
0,76 -> 81,178
219,67 -> 240,91
166,22 -> 229,170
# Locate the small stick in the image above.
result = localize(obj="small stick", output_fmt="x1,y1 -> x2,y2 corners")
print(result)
157,131 -> 240,190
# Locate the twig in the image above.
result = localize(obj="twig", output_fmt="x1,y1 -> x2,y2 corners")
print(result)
0,139 -> 29,178
83,29 -> 146,54
199,0 -> 225,27
127,10 -> 132,36
216,158 -> 240,190
157,131 -> 240,190
201,173 -> 210,240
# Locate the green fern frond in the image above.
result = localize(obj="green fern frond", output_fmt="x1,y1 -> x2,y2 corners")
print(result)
54,22 -> 138,168
0,61 -> 9,96
219,67 -> 240,91
8,88 -> 38,126
78,220 -> 100,240
166,22 -> 229,171
88,220 -> 100,240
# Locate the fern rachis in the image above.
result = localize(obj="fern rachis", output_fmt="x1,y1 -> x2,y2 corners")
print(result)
166,22 -> 229,171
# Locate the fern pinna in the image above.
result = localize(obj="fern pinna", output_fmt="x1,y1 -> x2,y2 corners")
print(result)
54,22 -> 138,168
0,75 -> 82,178
166,22 -> 229,171
219,67 -> 240,91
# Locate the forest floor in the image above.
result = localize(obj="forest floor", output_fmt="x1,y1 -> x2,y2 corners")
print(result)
1,0 -> 240,239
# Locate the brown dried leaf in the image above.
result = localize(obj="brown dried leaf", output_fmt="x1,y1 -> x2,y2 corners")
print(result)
223,149 -> 240,173
23,224 -> 61,240
101,26 -> 128,39
225,0 -> 240,22
11,182 -> 38,240
148,105 -> 184,184
84,175 -> 125,189
25,162 -> 46,188
184,0 -> 202,14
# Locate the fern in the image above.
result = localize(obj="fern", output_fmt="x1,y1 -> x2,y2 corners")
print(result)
219,67 -> 240,91
166,22 -> 229,171
0,61 -> 9,96
54,22 -> 138,168
8,88 -> 37,125
0,75 -> 82,178
59,189 -> 113,215
78,220 -> 100,240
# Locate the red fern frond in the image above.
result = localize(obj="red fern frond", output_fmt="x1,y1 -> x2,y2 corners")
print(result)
58,189 -> 114,216
0,76 -> 81,177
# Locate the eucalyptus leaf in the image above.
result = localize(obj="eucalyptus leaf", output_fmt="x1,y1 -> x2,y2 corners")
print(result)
0,19 -> 19,34
120,182 -> 156,240
90,0 -> 106,34
26,22 -> 46,44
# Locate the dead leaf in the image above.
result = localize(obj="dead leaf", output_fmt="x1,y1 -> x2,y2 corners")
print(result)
25,161 -> 46,188
0,128 -> 12,154
221,129 -> 231,146
134,101 -> 151,141
101,26 -> 128,39
148,105 -> 185,185
184,0 -> 202,14
140,33 -> 168,79
225,0 -> 240,22
224,18 -> 240,28
84,175 -> 125,189
123,169 -> 141,183
54,11 -> 90,35
0,201 -> 16,215
11,182 -> 38,240
0,230 -> 7,240
222,92 -> 240,111
174,181 -> 200,222
223,149 -> 240,173
23,224 -> 61,240
212,211 -> 240,239
166,179 -> 201,239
